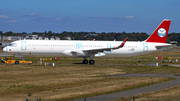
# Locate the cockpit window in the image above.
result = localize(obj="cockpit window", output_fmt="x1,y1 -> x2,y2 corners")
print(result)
9,43 -> 17,47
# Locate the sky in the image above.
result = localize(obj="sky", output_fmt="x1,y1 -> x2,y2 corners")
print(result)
0,0 -> 180,34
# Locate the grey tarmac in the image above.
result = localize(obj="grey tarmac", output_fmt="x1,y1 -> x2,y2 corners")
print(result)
0,53 -> 13,56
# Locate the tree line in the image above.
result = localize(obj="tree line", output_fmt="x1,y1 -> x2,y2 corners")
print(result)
0,31 -> 180,45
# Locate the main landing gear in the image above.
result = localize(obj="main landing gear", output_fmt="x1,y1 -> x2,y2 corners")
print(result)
89,60 -> 95,65
82,59 -> 95,65
83,59 -> 88,64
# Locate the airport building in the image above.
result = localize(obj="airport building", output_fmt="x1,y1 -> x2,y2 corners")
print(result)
0,35 -> 61,48
0,34 -> 60,41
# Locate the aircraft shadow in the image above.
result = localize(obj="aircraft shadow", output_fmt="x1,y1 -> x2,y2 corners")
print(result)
72,62 -> 85,64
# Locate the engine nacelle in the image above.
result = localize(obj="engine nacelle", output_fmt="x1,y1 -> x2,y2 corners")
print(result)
62,50 -> 72,56
62,50 -> 86,57
73,51 -> 85,56
95,52 -> 106,57
62,50 -> 105,57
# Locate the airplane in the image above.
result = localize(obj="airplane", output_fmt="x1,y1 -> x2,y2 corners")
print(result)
3,19 -> 171,65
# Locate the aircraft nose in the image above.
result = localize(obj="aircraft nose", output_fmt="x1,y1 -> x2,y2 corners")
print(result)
3,47 -> 7,53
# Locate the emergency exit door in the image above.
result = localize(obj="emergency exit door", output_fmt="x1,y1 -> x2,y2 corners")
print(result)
21,41 -> 26,50
143,43 -> 148,52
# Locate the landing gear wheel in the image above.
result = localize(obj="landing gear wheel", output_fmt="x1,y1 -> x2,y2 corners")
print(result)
89,60 -> 95,65
15,61 -> 19,64
83,59 -> 88,64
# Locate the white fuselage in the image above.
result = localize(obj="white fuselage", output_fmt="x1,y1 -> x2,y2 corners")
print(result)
3,40 -> 171,57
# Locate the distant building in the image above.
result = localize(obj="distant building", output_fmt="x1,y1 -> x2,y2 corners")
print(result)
64,36 -> 71,40
32,35 -> 38,40
44,38 -> 49,40
170,41 -> 177,44
0,34 -> 61,41
0,35 -> 2,41
170,41 -> 177,46
50,38 -> 54,40
55,37 -> 60,40
11,36 -> 22,41
38,36 -> 43,40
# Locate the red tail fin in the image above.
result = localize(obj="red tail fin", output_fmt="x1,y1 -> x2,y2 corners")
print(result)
145,19 -> 171,43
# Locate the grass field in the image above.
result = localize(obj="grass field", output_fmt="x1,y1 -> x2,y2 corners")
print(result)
0,50 -> 180,101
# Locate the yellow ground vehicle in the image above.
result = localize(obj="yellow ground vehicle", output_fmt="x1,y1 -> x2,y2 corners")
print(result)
1,57 -> 32,64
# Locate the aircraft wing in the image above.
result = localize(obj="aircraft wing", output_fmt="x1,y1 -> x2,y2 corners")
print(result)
82,37 -> 128,52
62,38 -> 128,57
65,38 -> 128,57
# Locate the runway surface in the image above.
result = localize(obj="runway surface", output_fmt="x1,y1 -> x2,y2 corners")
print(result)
74,73 -> 180,101
0,53 -> 13,56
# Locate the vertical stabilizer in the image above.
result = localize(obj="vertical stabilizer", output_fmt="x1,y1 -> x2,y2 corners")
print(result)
145,19 -> 171,43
